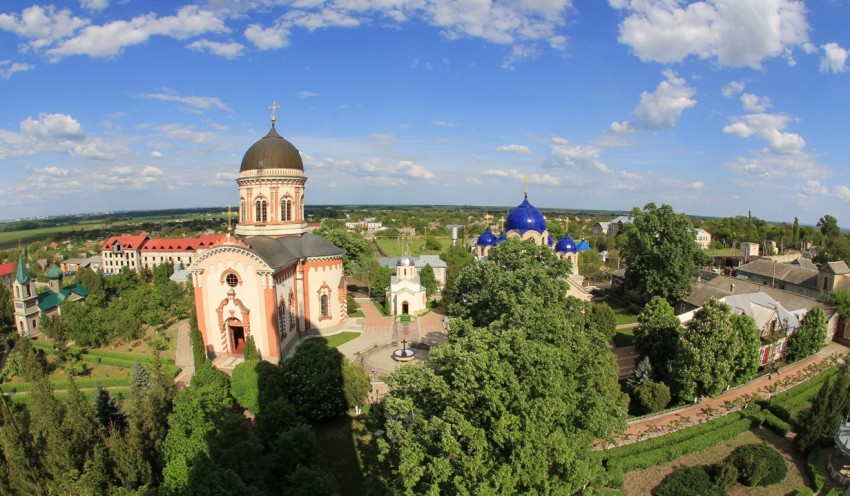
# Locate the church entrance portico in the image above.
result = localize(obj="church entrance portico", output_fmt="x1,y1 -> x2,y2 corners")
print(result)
227,318 -> 246,355
402,301 -> 409,315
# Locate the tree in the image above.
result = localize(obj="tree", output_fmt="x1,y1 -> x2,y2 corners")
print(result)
730,313 -> 761,382
279,340 -> 347,421
343,363 -> 371,412
797,360 -> 850,452
627,356 -> 654,389
785,305 -> 828,362
439,245 -> 474,306
419,263 -> 437,295
818,214 -> 840,239
588,302 -> 617,341
619,203 -> 709,302
671,299 -> 757,400
578,248 -> 604,280
375,265 -> 393,300
633,297 -> 681,381
379,237 -> 627,494
632,379 -> 671,414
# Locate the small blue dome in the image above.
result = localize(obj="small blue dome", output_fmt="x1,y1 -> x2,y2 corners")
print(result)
476,228 -> 497,246
555,234 -> 577,253
547,235 -> 554,246
493,233 -> 507,245
576,239 -> 591,252
504,196 -> 547,233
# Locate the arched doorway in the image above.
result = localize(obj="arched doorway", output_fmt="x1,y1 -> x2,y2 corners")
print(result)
227,318 -> 246,355
402,301 -> 409,315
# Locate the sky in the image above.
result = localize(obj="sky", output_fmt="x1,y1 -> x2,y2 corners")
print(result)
1,0 -> 849,225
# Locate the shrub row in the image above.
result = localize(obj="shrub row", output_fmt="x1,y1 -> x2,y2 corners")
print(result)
805,448 -> 826,493
0,375 -> 130,393
771,367 -> 838,405
614,417 -> 754,472
606,412 -> 745,460
28,339 -> 176,365
9,386 -> 132,404
761,412 -> 791,437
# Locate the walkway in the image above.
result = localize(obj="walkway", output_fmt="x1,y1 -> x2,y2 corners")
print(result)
622,340 -> 850,439
173,321 -> 195,387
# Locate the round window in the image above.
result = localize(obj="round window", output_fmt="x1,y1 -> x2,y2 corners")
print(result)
225,273 -> 239,287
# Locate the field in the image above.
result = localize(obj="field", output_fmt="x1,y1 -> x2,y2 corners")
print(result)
372,236 -> 451,257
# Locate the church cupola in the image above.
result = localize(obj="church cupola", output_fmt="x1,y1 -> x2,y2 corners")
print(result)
234,102 -> 308,238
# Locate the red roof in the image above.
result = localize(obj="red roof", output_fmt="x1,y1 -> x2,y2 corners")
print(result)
102,231 -> 149,251
0,262 -> 15,277
141,234 -> 224,253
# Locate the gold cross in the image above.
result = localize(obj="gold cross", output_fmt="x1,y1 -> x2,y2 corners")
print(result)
227,204 -> 232,232
523,174 -> 528,197
268,101 -> 280,124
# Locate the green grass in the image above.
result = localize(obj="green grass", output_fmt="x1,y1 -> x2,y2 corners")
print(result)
612,329 -> 635,348
373,237 -> 450,257
703,248 -> 738,256
312,332 -> 361,349
9,386 -> 132,404
615,313 -> 638,326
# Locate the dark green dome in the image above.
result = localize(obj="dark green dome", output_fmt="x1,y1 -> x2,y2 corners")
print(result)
47,263 -> 62,280
240,125 -> 303,172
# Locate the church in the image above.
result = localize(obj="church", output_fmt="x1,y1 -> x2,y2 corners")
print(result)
189,109 -> 347,363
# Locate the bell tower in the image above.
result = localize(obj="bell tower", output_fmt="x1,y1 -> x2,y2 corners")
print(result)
12,247 -> 40,336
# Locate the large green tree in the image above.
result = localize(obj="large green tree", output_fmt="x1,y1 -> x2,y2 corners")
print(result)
671,299 -> 759,400
418,263 -> 438,295
379,238 -> 627,493
633,296 -> 682,381
797,359 -> 850,452
619,203 -> 709,302
785,305 -> 828,362
313,227 -> 371,276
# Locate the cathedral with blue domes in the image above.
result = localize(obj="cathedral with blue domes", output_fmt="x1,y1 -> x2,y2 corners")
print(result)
475,186 -> 586,276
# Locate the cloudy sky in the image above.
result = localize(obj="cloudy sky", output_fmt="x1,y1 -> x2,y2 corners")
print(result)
1,1 -> 848,225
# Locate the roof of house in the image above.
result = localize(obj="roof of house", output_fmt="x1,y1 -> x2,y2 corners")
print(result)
735,259 -> 819,287
37,283 -> 89,312
824,261 -> 850,275
142,238 -> 201,252
722,292 -> 801,331
791,257 -> 818,270
683,271 -> 824,314
0,261 -> 14,277
102,231 -> 149,251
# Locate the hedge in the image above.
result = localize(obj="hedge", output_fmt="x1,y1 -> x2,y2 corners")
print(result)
794,489 -> 814,496
606,412 -> 745,460
0,375 -> 130,393
729,443 -> 787,487
806,448 -> 826,493
652,466 -> 723,496
762,412 -> 791,437
613,417 -> 754,472
9,386 -> 132,404
28,339 -> 175,365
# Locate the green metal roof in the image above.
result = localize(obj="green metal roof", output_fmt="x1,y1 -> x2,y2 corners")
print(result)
47,263 -> 63,280
15,248 -> 29,285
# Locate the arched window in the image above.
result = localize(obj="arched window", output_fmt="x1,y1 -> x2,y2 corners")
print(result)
320,294 -> 329,318
255,198 -> 268,223
281,198 -> 292,221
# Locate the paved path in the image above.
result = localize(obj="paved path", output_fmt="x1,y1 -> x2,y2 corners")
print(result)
173,321 -> 194,387
622,340 -> 850,439
614,346 -> 638,378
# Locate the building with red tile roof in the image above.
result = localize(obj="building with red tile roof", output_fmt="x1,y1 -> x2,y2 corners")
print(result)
0,261 -> 15,287
140,234 -> 224,270
101,232 -> 149,273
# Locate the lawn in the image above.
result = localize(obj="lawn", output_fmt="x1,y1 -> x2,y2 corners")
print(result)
312,332 -> 362,349
612,326 -> 635,347
623,429 -> 811,496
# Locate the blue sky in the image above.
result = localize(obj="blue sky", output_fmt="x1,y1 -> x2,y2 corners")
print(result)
1,1 -> 848,225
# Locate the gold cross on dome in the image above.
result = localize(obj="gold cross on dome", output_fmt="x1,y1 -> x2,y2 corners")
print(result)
523,174 -> 528,197
268,101 -> 280,124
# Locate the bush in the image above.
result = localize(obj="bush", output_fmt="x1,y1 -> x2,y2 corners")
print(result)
607,461 -> 624,488
794,489 -> 814,496
230,360 -> 261,413
653,466 -> 724,496
712,460 -> 738,491
633,379 -> 671,414
347,294 -> 359,314
763,412 -> 791,436
729,443 -> 787,487
806,448 -> 826,492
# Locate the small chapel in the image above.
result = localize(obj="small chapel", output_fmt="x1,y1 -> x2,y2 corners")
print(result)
189,106 -> 347,363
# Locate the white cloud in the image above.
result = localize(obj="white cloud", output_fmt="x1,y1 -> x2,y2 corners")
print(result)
26,165 -> 70,177
150,150 -> 163,159
502,44 -> 542,69
722,81 -> 745,98
466,177 -> 483,185
725,150 -> 819,180
0,5 -> 89,51
610,0 -> 813,68
609,121 -> 635,134
820,42 -> 848,73
44,5 -> 228,60
496,144 -> 532,154
80,0 -> 109,11
740,93 -> 772,112
111,166 -> 132,175
544,139 -> 610,172
431,120 -> 457,127
153,123 -> 220,145
397,160 -> 435,180
0,60 -> 34,80
804,180 -> 828,195
834,185 -> 850,201
186,39 -> 244,59
141,166 -> 163,176
633,70 -> 696,130
723,113 -> 805,153
483,168 -> 560,185
245,23 -> 290,50
134,92 -> 231,112
298,91 -> 319,99
21,113 -> 84,141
